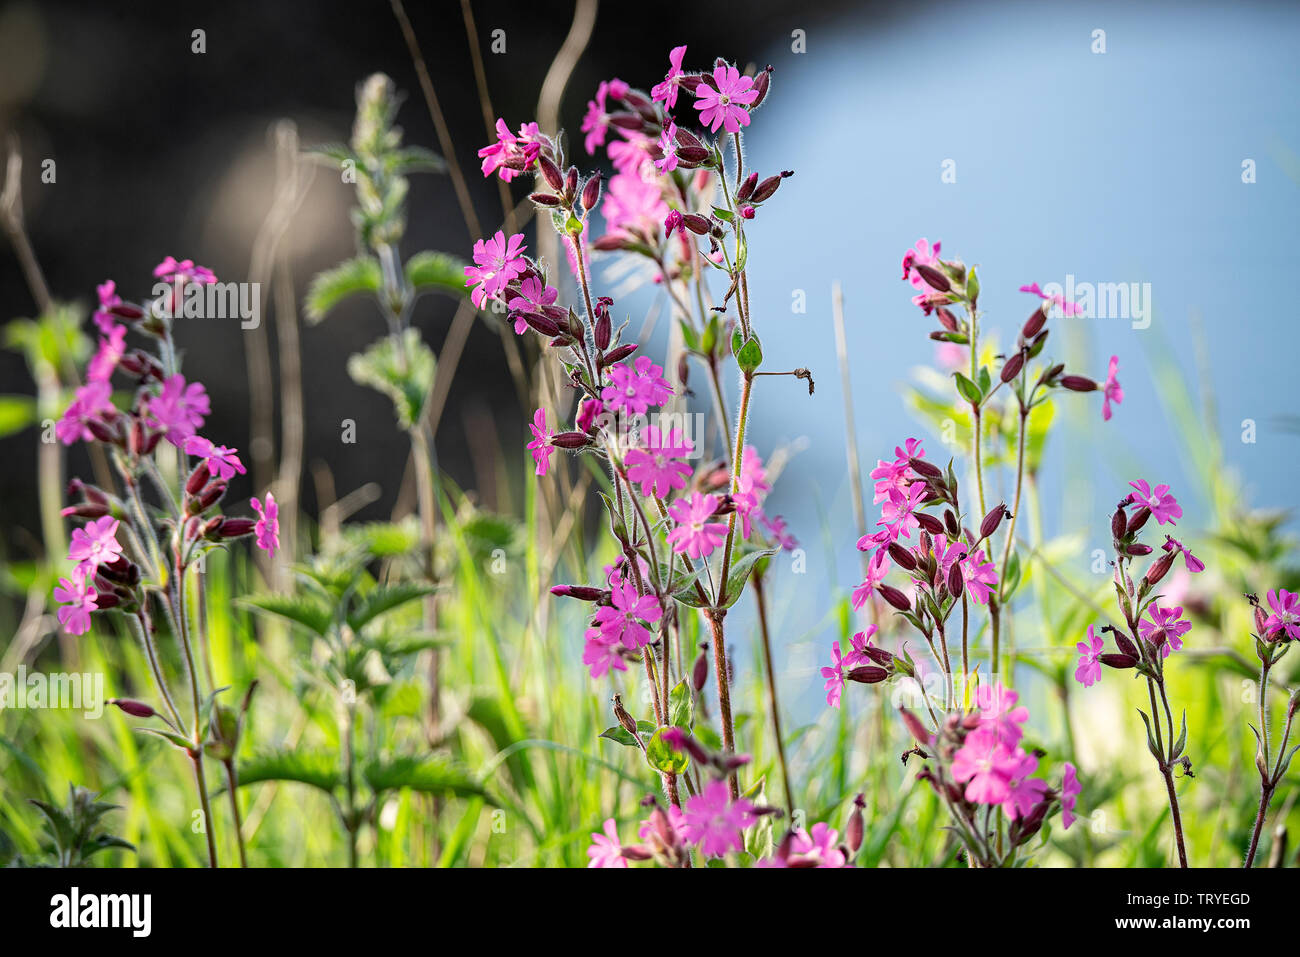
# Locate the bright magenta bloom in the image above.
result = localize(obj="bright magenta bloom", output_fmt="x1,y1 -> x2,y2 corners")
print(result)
655,121 -> 679,175
602,172 -> 669,239
693,64 -> 758,133
845,625 -> 880,668
67,516 -> 123,577
185,435 -> 247,481
951,726 -> 1020,805
56,380 -> 114,445
1019,281 -> 1083,317
1000,750 -> 1049,821
1061,762 -> 1081,829
878,482 -> 925,541
975,682 -> 1030,746
465,231 -> 527,308
576,396 -> 603,433
587,818 -> 628,868
1128,480 -> 1182,525
53,574 -> 97,635
665,492 -> 727,559
581,625 -> 627,679
850,549 -> 890,610
601,358 -> 672,415
506,276 -> 558,333
250,492 -> 280,557
147,374 -> 210,446
1102,355 -> 1123,421
961,548 -> 998,605
594,580 -> 662,650
682,779 -> 754,857
581,78 -> 628,154
821,640 -> 847,708
93,280 -> 121,334
625,426 -> 693,497
650,45 -> 688,109
1075,625 -> 1103,687
1139,603 -> 1190,658
525,408 -> 553,476
1162,536 -> 1204,574
87,325 -> 126,382
1264,588 -> 1300,640
478,118 -> 539,182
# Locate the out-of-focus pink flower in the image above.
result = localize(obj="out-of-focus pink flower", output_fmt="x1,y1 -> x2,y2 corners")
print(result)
465,231 -> 527,308
740,445 -> 771,496
154,256 -> 217,286
902,239 -> 945,310
602,172 -> 669,240
821,640 -> 847,708
1264,588 -> 1300,641
582,625 -> 627,679
665,491 -> 727,559
788,822 -> 848,868
56,380 -> 114,445
1061,762 -> 1081,829
184,436 -> 247,481
67,516 -> 123,577
693,64 -> 758,133
53,574 -> 97,635
1128,480 -> 1182,525
587,818 -> 628,868
94,280 -> 122,334
1075,625 -> 1103,687
147,374 -> 210,446
951,726 -> 1020,805
250,492 -> 280,557
580,78 -> 628,154
625,426 -> 693,498
650,45 -> 688,110
1139,603 -> 1191,658
975,682 -> 1029,747
682,779 -> 754,857
850,549 -> 890,610
594,579 -> 662,650
1102,355 -> 1123,421
761,513 -> 797,551
526,408 -> 553,476
1019,281 -> 1083,317
87,325 -> 127,382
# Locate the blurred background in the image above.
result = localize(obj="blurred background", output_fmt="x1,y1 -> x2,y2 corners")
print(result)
1,0 -> 1298,866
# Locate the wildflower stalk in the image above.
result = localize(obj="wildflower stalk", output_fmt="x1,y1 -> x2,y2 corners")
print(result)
174,556 -> 220,868
1244,632 -> 1296,867
752,573 -> 794,819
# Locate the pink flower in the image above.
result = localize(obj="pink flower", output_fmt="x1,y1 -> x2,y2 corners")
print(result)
184,436 -> 247,481
1128,480 -> 1182,526
576,396 -> 604,433
1000,750 -> 1049,821
56,380 -> 114,445
903,239 -> 946,310
506,276 -> 558,333
655,121 -> 679,175
665,492 -> 727,559
740,445 -> 771,496
1075,625 -> 1104,687
67,516 -> 124,577
845,625 -> 879,668
526,408 -> 553,476
761,513 -> 797,551
87,325 -> 127,382
821,640 -> 847,708
682,779 -> 754,857
593,580 -> 662,650
580,78 -> 628,154
464,231 -> 527,308
601,358 -> 672,415
1061,762 -> 1081,830
602,172 -> 669,240
587,818 -> 628,868
625,426 -> 693,498
147,374 -> 210,446
93,280 -> 122,334
961,548 -> 998,605
250,492 -> 280,557
1264,588 -> 1300,641
1162,536 -> 1205,574
1102,355 -> 1123,421
788,822 -> 848,868
878,482 -> 926,542
951,726 -> 1020,805
582,626 -> 627,679
1138,603 -> 1190,658
650,45 -> 688,110
975,682 -> 1030,747
478,118 -> 539,182
693,64 -> 758,133
154,256 -> 216,286
850,549 -> 891,610
53,574 -> 98,636
732,475 -> 760,539
1019,281 -> 1083,317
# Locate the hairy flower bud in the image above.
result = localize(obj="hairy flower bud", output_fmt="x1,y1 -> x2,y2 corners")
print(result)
549,584 -> 605,602
1126,507 -> 1151,535
186,461 -> 211,496
550,431 -> 591,449
594,312 -> 611,351
693,645 -> 709,693
1099,653 -> 1137,669
846,665 -> 889,684
581,172 -> 602,211
218,517 -> 256,538
612,693 -> 637,737
908,457 -> 943,479
600,343 -> 638,367
916,511 -> 944,535
887,542 -> 917,571
750,66 -> 773,108
1058,375 -> 1098,392
915,264 -> 950,292
528,191 -> 561,207
1000,350 -> 1025,383
1022,306 -> 1047,339
947,561 -> 965,598
682,213 -> 711,235
1144,552 -> 1175,586
1111,506 -> 1128,541
736,172 -> 758,202
878,584 -> 911,611
899,707 -> 932,746
110,698 -> 156,718
980,503 -> 1009,540
538,154 -> 564,192
751,170 -> 792,203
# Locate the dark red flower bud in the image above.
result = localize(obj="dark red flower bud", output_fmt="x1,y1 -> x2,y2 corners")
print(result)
1058,375 -> 1098,392
682,213 -> 711,235
1254,604 -> 1269,637
1113,630 -> 1140,658
528,192 -> 561,207
195,481 -> 226,512
943,509 -> 959,537
751,170 -> 792,203
522,312 -> 561,337
582,172 -> 602,211
915,264 -> 951,292
675,146 -> 711,165
186,461 -> 211,496
899,707 -> 932,746
1124,542 -> 1153,557
538,155 -> 564,192
87,418 -> 118,444
1022,307 -> 1047,339
846,665 -> 889,684
601,344 -> 638,367
549,584 -> 606,602
594,312 -> 611,350
592,234 -> 629,251
550,431 -> 591,450
916,512 -> 944,535
1000,350 -> 1025,383
219,517 -> 256,538
887,542 -> 917,571
1126,507 -> 1151,535
878,584 -> 911,611
693,645 -> 709,692
61,502 -> 111,519
846,794 -> 865,855
909,457 -> 943,479
947,561 -> 965,598
1099,653 -> 1137,669
93,593 -> 120,609
980,503 -> 1009,540
736,172 -> 758,202
750,66 -> 773,108
1144,552 -> 1174,586
608,112 -> 644,132
863,645 -> 894,667
1111,507 -> 1128,540
111,698 -> 156,718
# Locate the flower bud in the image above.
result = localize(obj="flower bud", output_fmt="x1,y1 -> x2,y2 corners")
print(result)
581,171 -> 602,211
594,311 -> 611,350
549,584 -> 606,602
736,172 -> 758,202
1124,542 -> 1152,556
521,312 -> 561,338
528,191 -> 561,207
693,645 -> 709,692
750,170 -> 792,203
1000,350 -> 1025,383
846,794 -> 865,855
1113,630 -> 1140,658
1111,506 -> 1128,541
916,512 -> 944,535
914,264 -> 950,292
1254,604 -> 1269,637
61,502 -> 111,519
908,457 -> 943,479
1099,653 -> 1137,669
538,155 -> 564,192
612,693 -> 638,737
550,431 -> 591,450
878,584 -> 911,611
218,517 -> 256,538
943,509 -> 959,537
887,542 -> 917,571
846,665 -> 889,684
980,503 -> 1009,540
186,461 -> 211,495
682,213 -> 711,235
1058,375 -> 1097,392
899,707 -> 932,746
1144,552 -> 1174,587
110,698 -> 156,718
947,561 -> 965,598
600,344 -> 638,367
750,66 -> 773,108
1022,306 -> 1047,339
1126,507 -> 1151,535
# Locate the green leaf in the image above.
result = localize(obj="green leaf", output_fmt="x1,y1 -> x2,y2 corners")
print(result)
1000,551 -> 1022,604
0,395 -> 37,438
953,372 -> 981,405
347,328 -> 435,429
347,581 -> 438,632
363,755 -> 493,803
679,318 -> 701,354
718,548 -> 778,609
731,328 -> 763,374
240,593 -> 333,636
404,250 -> 467,299
1170,709 -> 1188,761
137,727 -> 197,752
305,256 -> 382,323
645,728 -> 689,774
669,679 -> 693,730
598,721 -> 656,748
232,749 -> 341,795
1136,709 -> 1161,762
